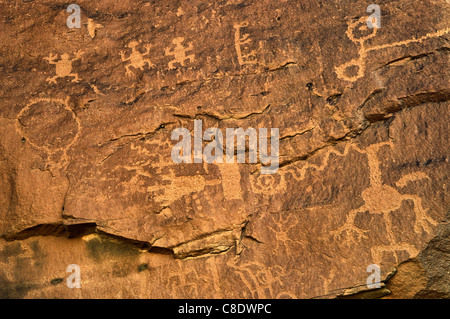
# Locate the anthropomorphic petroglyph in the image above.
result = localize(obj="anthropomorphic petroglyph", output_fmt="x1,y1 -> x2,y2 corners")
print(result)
44,50 -> 84,83
233,21 -> 258,67
335,16 -> 450,82
270,139 -> 436,264
120,41 -> 155,77
330,142 -> 437,244
165,37 -> 195,70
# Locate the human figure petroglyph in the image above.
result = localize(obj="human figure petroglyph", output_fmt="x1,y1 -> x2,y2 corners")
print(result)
330,142 -> 437,246
165,37 -> 195,70
233,21 -> 258,67
44,50 -> 84,83
120,41 -> 155,77
262,140 -> 437,256
335,16 -> 450,82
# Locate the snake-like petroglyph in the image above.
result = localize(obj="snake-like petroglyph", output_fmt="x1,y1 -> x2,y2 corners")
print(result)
164,37 -> 195,70
120,41 -> 155,77
44,50 -> 84,84
335,16 -> 450,82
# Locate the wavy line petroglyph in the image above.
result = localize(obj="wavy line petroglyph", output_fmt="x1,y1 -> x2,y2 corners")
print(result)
253,139 -> 437,265
120,41 -> 155,77
335,16 -> 450,82
164,37 -> 195,70
44,50 -> 84,84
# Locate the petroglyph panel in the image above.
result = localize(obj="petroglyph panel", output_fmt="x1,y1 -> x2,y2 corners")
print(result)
0,0 -> 449,299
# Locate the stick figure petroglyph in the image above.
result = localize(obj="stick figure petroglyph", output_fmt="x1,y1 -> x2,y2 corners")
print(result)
261,140 -> 437,263
335,16 -> 450,82
44,50 -> 84,84
330,142 -> 437,247
165,37 -> 195,70
120,41 -> 155,77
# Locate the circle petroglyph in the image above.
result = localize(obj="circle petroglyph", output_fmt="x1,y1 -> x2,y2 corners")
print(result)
16,98 -> 80,153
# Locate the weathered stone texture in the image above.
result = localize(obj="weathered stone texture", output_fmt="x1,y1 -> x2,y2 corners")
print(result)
0,0 -> 449,298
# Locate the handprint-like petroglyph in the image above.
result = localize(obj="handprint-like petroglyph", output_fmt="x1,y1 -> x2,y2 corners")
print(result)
146,168 -> 221,208
120,41 -> 155,77
44,50 -> 84,83
165,37 -> 195,70
335,16 -> 450,82
233,21 -> 258,67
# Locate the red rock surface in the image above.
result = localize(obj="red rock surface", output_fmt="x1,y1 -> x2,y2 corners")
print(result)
0,0 -> 449,298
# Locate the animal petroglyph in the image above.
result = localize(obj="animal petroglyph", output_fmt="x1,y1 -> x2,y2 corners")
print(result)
335,16 -> 450,82
120,41 -> 155,77
87,18 -> 103,39
44,50 -> 84,83
233,21 -> 258,67
165,37 -> 195,70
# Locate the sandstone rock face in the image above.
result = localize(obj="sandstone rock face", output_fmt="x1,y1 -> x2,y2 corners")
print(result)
0,0 -> 449,298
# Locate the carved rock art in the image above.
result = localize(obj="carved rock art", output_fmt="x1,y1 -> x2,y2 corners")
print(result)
1,0 -> 448,299
164,37 -> 195,70
43,50 -> 84,83
120,41 -> 155,77
14,97 -> 81,169
233,21 -> 258,67
335,17 -> 450,82
330,142 -> 437,241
